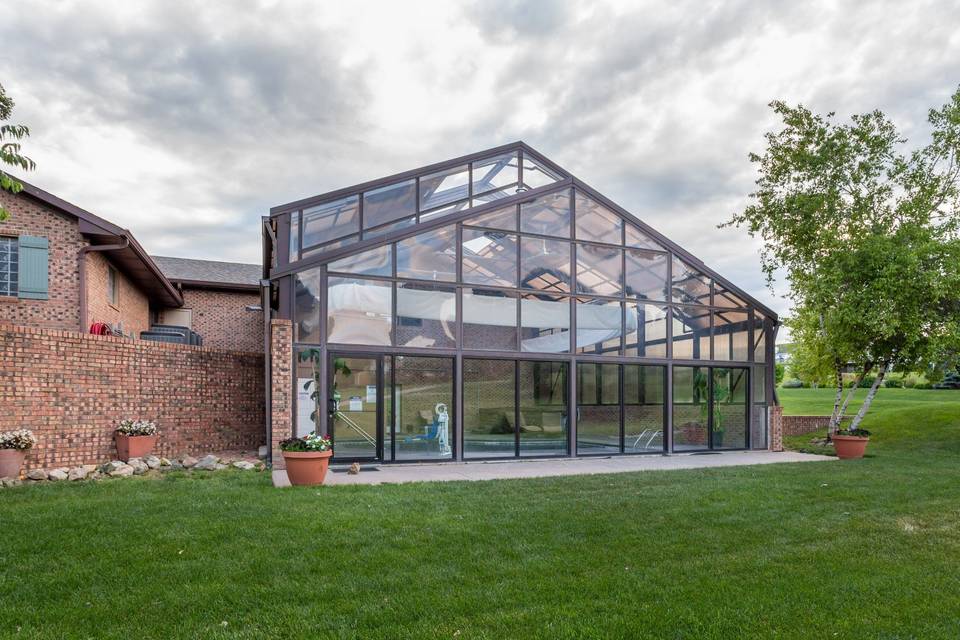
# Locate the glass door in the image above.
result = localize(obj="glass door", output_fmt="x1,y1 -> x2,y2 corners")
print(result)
712,367 -> 749,450
328,354 -> 382,461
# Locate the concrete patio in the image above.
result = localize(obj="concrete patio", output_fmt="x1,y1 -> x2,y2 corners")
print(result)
272,450 -> 835,487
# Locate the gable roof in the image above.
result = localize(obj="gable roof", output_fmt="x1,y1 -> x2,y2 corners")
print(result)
151,255 -> 261,291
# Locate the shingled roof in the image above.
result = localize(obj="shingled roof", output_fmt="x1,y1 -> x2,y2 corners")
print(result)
151,255 -> 261,291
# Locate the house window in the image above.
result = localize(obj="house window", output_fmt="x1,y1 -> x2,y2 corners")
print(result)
0,237 -> 17,297
107,265 -> 119,305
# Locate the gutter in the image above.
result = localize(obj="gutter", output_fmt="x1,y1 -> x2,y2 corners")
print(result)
77,237 -> 130,332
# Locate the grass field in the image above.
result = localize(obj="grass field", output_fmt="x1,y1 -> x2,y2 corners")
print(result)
2,389 -> 959,638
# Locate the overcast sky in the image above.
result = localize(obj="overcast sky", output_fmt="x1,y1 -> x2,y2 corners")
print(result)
2,0 -> 958,328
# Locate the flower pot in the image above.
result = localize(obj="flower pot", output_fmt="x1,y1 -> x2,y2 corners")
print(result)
0,449 -> 26,479
832,435 -> 869,459
115,434 -> 158,462
282,450 -> 333,486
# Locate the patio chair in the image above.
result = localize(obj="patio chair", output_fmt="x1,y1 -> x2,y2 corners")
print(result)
630,429 -> 663,451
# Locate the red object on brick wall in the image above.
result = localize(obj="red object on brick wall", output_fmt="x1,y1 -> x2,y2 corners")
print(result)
0,323 -> 265,470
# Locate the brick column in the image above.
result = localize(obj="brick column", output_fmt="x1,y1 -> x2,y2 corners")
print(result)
769,405 -> 784,452
270,319 -> 293,469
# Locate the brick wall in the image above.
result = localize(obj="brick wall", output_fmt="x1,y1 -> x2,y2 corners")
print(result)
769,405 -> 783,452
169,288 -> 263,351
270,319 -> 293,470
782,415 -> 846,436
0,190 -> 84,330
0,323 -> 265,471
85,250 -> 151,337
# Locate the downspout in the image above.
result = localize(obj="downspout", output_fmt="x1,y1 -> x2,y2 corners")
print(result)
78,236 -> 129,332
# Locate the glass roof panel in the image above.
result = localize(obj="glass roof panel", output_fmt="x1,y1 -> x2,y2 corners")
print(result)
671,257 -> 711,306
364,215 -> 415,240
713,282 -> 748,309
328,244 -> 392,277
575,243 -> 622,296
575,192 -> 622,245
520,190 -> 571,237
625,248 -> 668,301
302,195 -> 360,250
472,184 -> 519,208
520,237 -> 572,293
396,225 -> 457,282
625,222 -> 666,252
472,152 -> 519,195
522,154 -> 562,190
463,204 -> 517,231
419,200 -> 470,222
462,229 -> 517,287
363,179 -> 416,229
420,164 -> 470,212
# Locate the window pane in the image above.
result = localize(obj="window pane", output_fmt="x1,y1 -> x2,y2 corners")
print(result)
672,306 -> 710,360
420,164 -> 469,212
392,356 -> 454,461
326,277 -> 392,345
363,180 -> 416,229
753,314 -> 768,363
301,233 -> 359,259
302,196 -> 359,249
462,229 -> 517,287
577,363 -> 621,454
418,200 -> 470,223
522,155 -> 562,190
294,347 -> 323,437
330,356 -> 379,460
521,293 -> 570,353
519,360 -> 568,456
472,152 -> 519,195
396,283 -> 456,349
624,365 -> 665,452
396,226 -> 457,281
294,267 -> 322,343
714,368 -> 748,449
576,244 -> 622,296
713,310 -> 750,361
521,190 -> 571,237
464,359 -> 516,458
289,212 -> 299,261
575,192 -> 622,245
625,302 -> 667,357
625,249 -> 668,301
672,257 -> 711,305
471,185 -> 519,208
714,282 -> 747,309
520,238 -> 571,293
463,204 -> 517,231
673,366 -> 708,451
364,216 -> 415,240
462,288 -> 518,351
753,365 -> 767,404
625,223 -> 666,251
576,298 -> 622,355
327,244 -> 392,277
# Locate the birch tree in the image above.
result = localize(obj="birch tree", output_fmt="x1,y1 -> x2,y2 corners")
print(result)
0,82 -> 36,221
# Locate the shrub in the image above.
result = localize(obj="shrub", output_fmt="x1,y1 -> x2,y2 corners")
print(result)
775,363 -> 786,385
781,379 -> 804,388
0,429 -> 37,450
116,419 -> 158,436
280,432 -> 332,452
915,382 -> 933,389
902,376 -> 916,388
836,427 -> 871,437
884,379 -> 903,388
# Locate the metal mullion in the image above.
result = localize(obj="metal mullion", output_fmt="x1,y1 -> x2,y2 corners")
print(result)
518,148 -> 524,190
295,210 -> 303,262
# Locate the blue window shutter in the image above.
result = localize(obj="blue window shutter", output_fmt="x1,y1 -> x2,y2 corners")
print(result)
18,235 -> 49,300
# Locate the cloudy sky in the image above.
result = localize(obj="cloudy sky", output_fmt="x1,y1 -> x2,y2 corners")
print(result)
1,0 -> 958,326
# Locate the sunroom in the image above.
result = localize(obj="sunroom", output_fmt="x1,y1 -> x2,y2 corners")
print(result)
265,142 -> 778,464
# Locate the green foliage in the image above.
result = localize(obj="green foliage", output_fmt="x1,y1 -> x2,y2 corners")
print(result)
774,362 -> 786,384
884,378 -> 903,388
781,378 -> 804,388
0,82 -> 36,221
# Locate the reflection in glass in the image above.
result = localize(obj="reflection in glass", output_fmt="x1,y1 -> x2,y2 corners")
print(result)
672,306 -> 710,359
471,186 -> 519,208
713,310 -> 750,361
289,211 -> 299,261
420,164 -> 469,212
301,234 -> 359,259
472,152 -> 519,194
396,283 -> 456,349
327,244 -> 392,277
576,243 -> 622,296
519,360 -> 568,456
625,249 -> 668,301
326,277 -> 392,345
575,298 -> 622,355
363,180 -> 417,230
672,256 -> 711,305
575,192 -> 622,245
294,267 -> 322,343
392,356 -> 454,460
521,293 -> 570,352
577,362 -> 620,454
753,365 -> 766,404
364,216 -> 415,240
463,204 -> 517,231
461,289 -> 517,351
522,155 -> 563,190
714,282 -> 747,309
464,359 -> 516,458
520,238 -> 571,293
625,223 -> 666,252
673,366 -> 708,451
330,356 -> 379,460
295,347 -> 323,437
624,302 -> 667,357
753,314 -> 768,363
462,229 -> 517,287
396,226 -> 457,281
624,365 -> 665,452
302,196 -> 360,249
713,368 -> 748,449
521,190 -> 571,237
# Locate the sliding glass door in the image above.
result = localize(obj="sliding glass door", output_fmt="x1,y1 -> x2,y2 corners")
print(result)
672,366 -> 749,451
576,363 -> 665,455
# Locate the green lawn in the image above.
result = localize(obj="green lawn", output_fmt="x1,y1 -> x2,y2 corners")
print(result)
2,392 -> 960,639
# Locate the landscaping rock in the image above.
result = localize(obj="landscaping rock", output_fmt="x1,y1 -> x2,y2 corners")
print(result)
48,468 -> 69,482
26,469 -> 48,481
83,464 -> 98,475
232,461 -> 256,470
89,471 -> 103,481
193,455 -> 221,471
127,458 -> 149,475
257,445 -> 268,459
159,457 -> 172,467
108,464 -> 135,478
144,455 -> 162,469
163,460 -> 184,471
181,455 -> 199,468
100,461 -> 125,474
67,466 -> 88,481
2,477 -> 22,488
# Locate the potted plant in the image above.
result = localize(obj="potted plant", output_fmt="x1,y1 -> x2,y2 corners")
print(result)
115,419 -> 158,462
832,427 -> 871,459
0,429 -> 37,479
280,432 -> 333,486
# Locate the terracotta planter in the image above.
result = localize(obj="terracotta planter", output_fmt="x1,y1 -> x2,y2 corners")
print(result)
282,450 -> 333,486
115,434 -> 158,462
0,449 -> 26,479
833,435 -> 869,459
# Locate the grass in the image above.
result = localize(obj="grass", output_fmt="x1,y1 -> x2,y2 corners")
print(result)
2,391 -> 960,638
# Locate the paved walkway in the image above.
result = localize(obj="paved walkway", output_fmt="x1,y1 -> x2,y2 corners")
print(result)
272,450 -> 834,487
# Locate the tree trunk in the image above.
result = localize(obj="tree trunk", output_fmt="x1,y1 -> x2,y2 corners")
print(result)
836,361 -> 872,433
829,360 -> 844,433
848,362 -> 889,432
